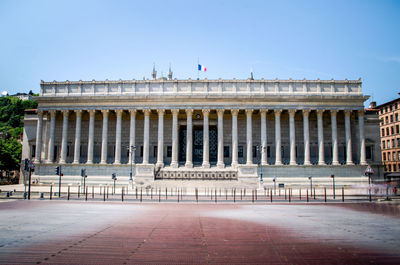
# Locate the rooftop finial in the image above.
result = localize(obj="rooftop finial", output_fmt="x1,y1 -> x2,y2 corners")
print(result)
168,63 -> 173,80
152,63 -> 157,80
250,68 -> 254,80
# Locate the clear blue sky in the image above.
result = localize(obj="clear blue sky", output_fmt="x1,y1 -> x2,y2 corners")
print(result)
0,0 -> 399,106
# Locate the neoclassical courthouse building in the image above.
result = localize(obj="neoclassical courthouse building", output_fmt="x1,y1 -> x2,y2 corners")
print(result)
22,73 -> 383,186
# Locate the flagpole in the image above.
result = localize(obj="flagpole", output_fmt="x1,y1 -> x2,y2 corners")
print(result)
197,57 -> 199,80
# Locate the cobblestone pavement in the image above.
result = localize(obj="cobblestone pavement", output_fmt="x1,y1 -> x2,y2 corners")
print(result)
0,201 -> 399,264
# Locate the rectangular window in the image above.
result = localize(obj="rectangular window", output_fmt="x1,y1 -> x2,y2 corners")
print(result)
393,152 -> 396,161
387,140 -> 391,148
267,146 -> 271,158
252,146 -> 257,158
366,146 -> 372,160
388,152 -> 391,161
238,146 -> 244,158
67,146 -> 70,156
397,125 -> 399,134
387,128 -> 390,135
140,146 -> 143,157
382,141 -> 386,149
382,128 -> 385,136
224,146 -> 230,158
393,164 -> 397,171
397,138 -> 400,146
383,153 -> 386,160
386,116 -> 389,123
398,152 -> 400,161
392,139 -> 395,148
391,127 -> 394,134
153,146 -> 157,158
389,164 -> 392,171
391,115 -> 394,122
167,146 -> 172,157
396,114 -> 399,122
31,145 -> 36,158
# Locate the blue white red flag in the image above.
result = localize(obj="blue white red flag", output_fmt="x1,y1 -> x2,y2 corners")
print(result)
198,64 -> 207,72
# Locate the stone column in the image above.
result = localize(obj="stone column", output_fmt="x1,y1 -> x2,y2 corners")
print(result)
46,110 -> 56,163
59,110 -> 69,164
43,114 -> 50,162
171,109 -> 179,168
73,110 -> 82,164
289,109 -> 296,165
274,109 -> 282,165
260,110 -> 268,165
231,109 -> 239,167
185,109 -> 193,168
86,110 -> 95,164
359,110 -> 367,165
100,110 -> 109,164
156,109 -> 165,168
217,109 -> 225,168
317,110 -> 325,165
34,111 -> 43,163
331,110 -> 339,165
129,110 -> 136,164
246,109 -> 253,165
345,110 -> 354,165
143,109 -> 151,164
202,109 -> 210,168
303,110 -> 311,165
114,110 -> 123,164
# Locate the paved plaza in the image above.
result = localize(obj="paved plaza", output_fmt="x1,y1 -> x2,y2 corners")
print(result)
0,200 -> 399,264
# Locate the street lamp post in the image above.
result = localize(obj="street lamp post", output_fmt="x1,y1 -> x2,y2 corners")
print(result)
127,145 -> 136,181
308,176 -> 312,197
273,176 -> 277,195
256,145 -> 266,182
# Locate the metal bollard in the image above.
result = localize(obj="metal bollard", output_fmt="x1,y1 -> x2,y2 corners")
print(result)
151,188 -> 153,200
68,186 -> 70,200
78,185 -> 80,198
85,187 -> 88,201
165,188 -> 168,200
103,188 -> 106,201
234,188 -> 236,203
241,189 -> 243,201
324,187 -> 327,202
159,189 -> 161,202
215,189 -> 217,203
289,189 -> 291,203
270,189 -> 273,203
252,190 -> 254,203
50,185 -> 53,200
306,189 -> 309,202
122,187 -> 124,202
342,187 -> 344,202
92,186 -> 94,198
136,187 -> 138,199
285,189 -> 287,200
107,186 -> 109,199
140,188 -> 142,202
299,189 -> 301,201
313,187 -> 316,200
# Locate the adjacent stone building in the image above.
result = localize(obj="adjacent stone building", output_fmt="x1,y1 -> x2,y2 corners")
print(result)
21,76 -> 383,187
373,94 -> 400,181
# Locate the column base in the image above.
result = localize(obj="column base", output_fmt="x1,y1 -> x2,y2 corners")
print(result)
202,162 -> 210,169
346,161 -> 354,165
318,161 -> 326,165
332,161 -> 340,166
303,161 -> 311,165
217,163 -> 225,169
72,161 -> 79,164
360,161 -> 367,166
59,160 -> 66,164
290,161 -> 297,165
113,161 -> 121,165
185,162 -> 193,168
275,161 -> 282,166
170,162 -> 179,168
86,161 -> 93,165
99,161 -> 107,165
231,162 -> 238,168
261,161 -> 268,166
45,160 -> 53,164
156,162 -> 164,168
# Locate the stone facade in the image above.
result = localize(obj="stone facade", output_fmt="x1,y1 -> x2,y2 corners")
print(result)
21,78 -> 383,187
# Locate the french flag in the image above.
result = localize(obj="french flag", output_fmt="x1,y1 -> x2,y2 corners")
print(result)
198,64 -> 207,72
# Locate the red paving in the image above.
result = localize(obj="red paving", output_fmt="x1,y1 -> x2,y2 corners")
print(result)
1,203 -> 400,264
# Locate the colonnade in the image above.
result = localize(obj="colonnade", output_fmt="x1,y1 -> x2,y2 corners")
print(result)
34,109 -> 367,167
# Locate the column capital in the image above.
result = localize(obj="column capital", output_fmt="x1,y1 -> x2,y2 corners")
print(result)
88,109 -> 96,116
288,109 -> 296,116
143,109 -> 151,116
231,109 -> 239,116
217,109 -> 225,116
202,109 -> 210,116
245,109 -> 253,115
101,109 -> 109,117
344,109 -> 352,116
37,110 -> 44,117
330,109 -> 338,115
316,109 -> 325,116
302,109 -> 311,116
75,109 -> 83,117
274,109 -> 282,115
259,109 -> 268,115
185,109 -> 193,115
61,110 -> 69,116
129,109 -> 137,116
171,109 -> 179,115
115,109 -> 123,116
358,109 -> 365,116
157,109 -> 165,115
49,110 -> 56,117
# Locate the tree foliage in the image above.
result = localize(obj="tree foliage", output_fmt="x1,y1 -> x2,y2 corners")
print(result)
0,96 -> 37,171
